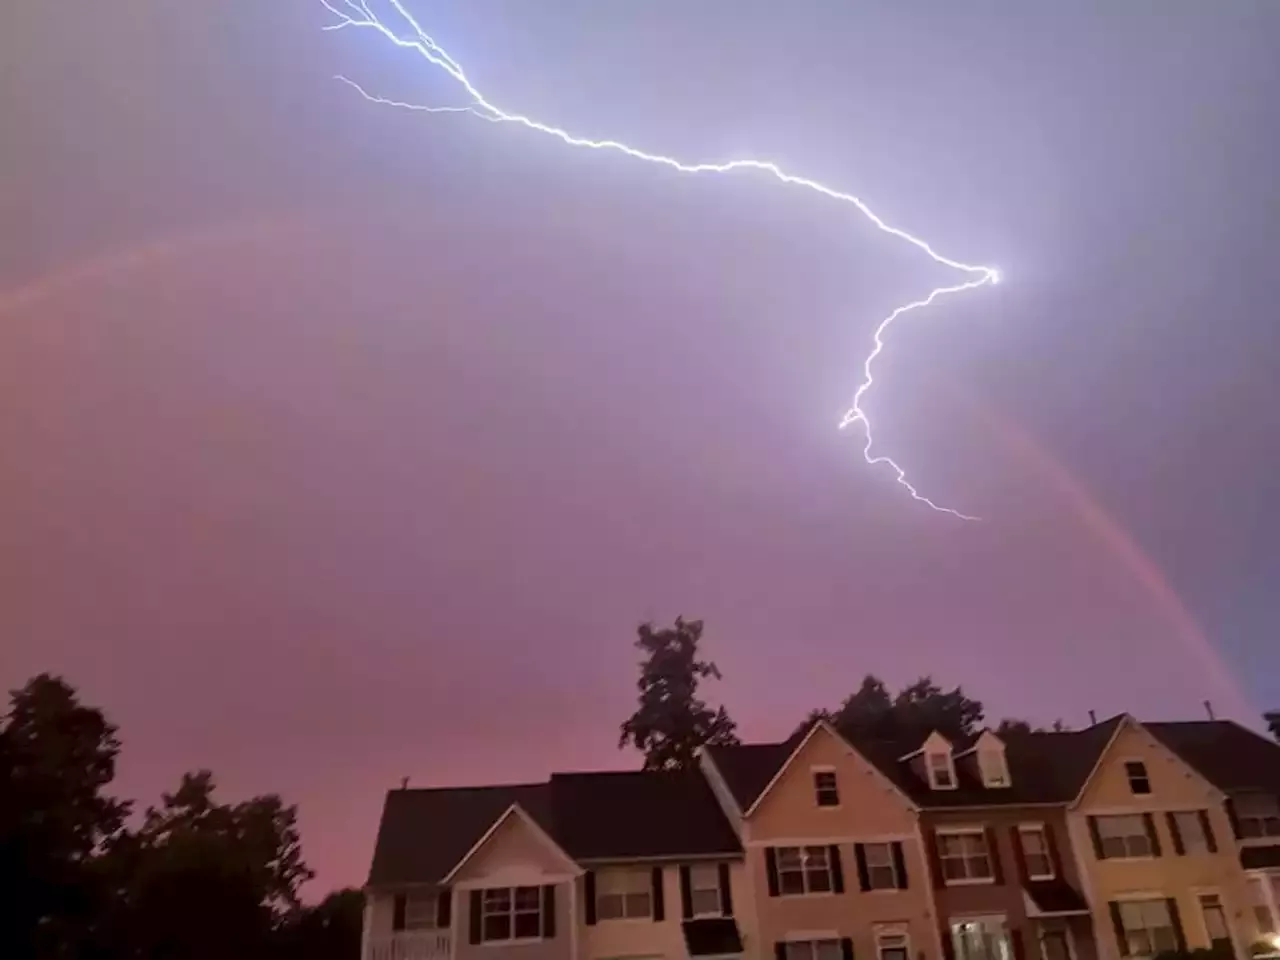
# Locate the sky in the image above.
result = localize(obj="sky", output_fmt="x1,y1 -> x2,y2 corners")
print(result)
3,1 -> 1279,890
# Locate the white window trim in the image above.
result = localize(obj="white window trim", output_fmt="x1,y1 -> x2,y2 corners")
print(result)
775,845 -> 837,898
688,863 -> 723,919
595,867 -> 653,922
875,927 -> 912,960
479,886 -> 545,945
1093,814 -> 1156,861
928,750 -> 959,790
979,749 -> 1011,789
937,828 -> 996,886
812,766 -> 841,809
1114,897 -> 1179,958
1037,924 -> 1076,960
863,842 -> 900,892
1121,758 -> 1152,795
1017,824 -> 1055,881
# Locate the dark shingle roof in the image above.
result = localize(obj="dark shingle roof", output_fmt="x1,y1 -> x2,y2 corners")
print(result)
550,770 -> 741,861
368,769 -> 743,887
1145,720 -> 1280,795
703,742 -> 793,811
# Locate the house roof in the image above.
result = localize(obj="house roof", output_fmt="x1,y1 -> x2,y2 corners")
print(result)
1145,720 -> 1280,795
703,741 -> 794,811
368,769 -> 743,886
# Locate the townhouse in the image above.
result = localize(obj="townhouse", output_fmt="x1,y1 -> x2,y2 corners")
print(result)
362,716 -> 1280,960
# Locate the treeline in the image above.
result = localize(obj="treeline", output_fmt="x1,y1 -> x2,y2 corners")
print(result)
0,674 -> 360,960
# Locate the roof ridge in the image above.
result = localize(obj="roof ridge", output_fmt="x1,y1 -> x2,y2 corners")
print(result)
389,780 -> 548,795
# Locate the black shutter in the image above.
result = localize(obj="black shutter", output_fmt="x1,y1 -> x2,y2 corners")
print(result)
680,865 -> 693,919
542,886 -> 556,939
776,944 -> 789,960
1166,813 -> 1185,855
469,890 -> 482,945
925,829 -> 946,888
1044,824 -> 1064,878
651,867 -> 665,922
891,841 -> 909,890
1167,898 -> 1186,952
765,847 -> 780,897
1010,828 -> 1028,882
393,893 -> 407,932
840,937 -> 855,960
941,926 -> 956,960
436,890 -> 452,929
1224,798 -> 1241,838
829,845 -> 845,894
584,871 -> 597,926
854,843 -> 872,892
1142,813 -> 1162,857
1088,817 -> 1106,859
1199,810 -> 1218,853
1011,928 -> 1026,960
718,862 -> 733,916
1109,901 -> 1127,957
986,827 -> 1004,883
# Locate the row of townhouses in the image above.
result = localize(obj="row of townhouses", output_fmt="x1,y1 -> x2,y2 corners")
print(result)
360,715 -> 1280,960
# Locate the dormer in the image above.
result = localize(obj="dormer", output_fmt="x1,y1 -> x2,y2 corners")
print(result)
901,731 -> 958,790
955,730 -> 1011,789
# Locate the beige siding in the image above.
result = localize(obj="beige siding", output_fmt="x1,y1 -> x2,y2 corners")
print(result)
1071,720 -> 1255,960
453,812 -> 575,883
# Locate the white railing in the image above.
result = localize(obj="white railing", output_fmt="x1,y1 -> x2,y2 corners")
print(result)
367,931 -> 452,960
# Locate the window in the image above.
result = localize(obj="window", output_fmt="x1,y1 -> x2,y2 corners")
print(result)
938,830 -> 994,883
862,843 -> 899,890
1116,899 -> 1177,957
404,891 -> 440,930
1197,893 -> 1231,952
1237,794 -> 1280,839
1124,761 -> 1151,795
1018,826 -> 1054,880
481,887 -> 543,942
877,931 -> 911,960
1169,811 -> 1212,854
776,846 -> 834,896
979,749 -> 1010,788
1095,815 -> 1154,859
951,918 -> 1011,960
596,868 -> 652,920
814,769 -> 840,807
688,864 -> 721,918
1249,875 -> 1279,934
785,940 -> 842,960
928,751 -> 957,789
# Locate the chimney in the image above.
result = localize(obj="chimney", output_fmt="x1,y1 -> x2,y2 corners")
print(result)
1203,701 -> 1215,721
1088,710 -> 1097,726
400,777 -> 410,790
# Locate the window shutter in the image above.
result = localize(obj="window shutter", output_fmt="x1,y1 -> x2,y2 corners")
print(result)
986,827 -> 1004,884
1198,810 -> 1218,853
1167,898 -> 1186,952
940,926 -> 956,960
840,937 -> 855,960
392,893 -> 407,932
1108,901 -> 1127,957
854,843 -> 871,892
1011,928 -> 1026,960
765,847 -> 780,897
469,890 -> 482,945
679,865 -> 693,919
1010,828 -> 1028,883
1044,824 -> 1064,878
1142,813 -> 1162,857
718,862 -> 733,917
829,845 -> 845,894
651,867 -> 665,922
542,886 -> 556,939
1165,813 -> 1185,855
1088,817 -> 1106,860
776,943 -> 789,960
584,871 -> 597,926
891,841 -> 909,890
436,890 -> 452,929
924,829 -> 946,889
1224,798 -> 1241,839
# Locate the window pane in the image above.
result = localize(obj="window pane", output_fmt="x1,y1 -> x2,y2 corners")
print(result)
815,941 -> 842,960
596,894 -> 623,921
514,887 -> 540,909
483,914 -> 511,941
866,843 -> 892,866
804,846 -> 830,867
779,870 -> 807,896
513,911 -> 541,939
484,889 -> 511,911
623,892 -> 651,918
691,888 -> 721,916
777,848 -> 803,869
786,944 -> 814,960
968,855 -> 992,879
806,867 -> 832,893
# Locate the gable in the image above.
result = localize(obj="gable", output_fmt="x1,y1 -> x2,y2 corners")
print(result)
449,806 -> 578,883
1075,718 -> 1221,810
749,724 -> 915,839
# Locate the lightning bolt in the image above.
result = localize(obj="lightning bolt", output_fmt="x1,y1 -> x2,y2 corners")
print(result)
322,0 -> 999,520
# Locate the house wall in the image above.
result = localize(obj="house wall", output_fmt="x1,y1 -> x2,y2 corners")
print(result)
1070,721 -> 1256,960
742,727 -> 942,960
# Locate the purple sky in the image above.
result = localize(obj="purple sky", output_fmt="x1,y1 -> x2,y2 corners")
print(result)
4,2 -> 1279,890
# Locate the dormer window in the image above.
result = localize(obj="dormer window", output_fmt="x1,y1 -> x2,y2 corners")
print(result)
978,748 -> 1009,788
813,769 -> 840,807
927,750 -> 957,790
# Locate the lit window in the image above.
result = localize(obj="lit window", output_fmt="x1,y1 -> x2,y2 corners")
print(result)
928,751 -> 957,789
689,864 -> 721,918
1018,826 -> 1054,880
1094,815 -> 1154,859
785,940 -> 842,960
776,846 -> 834,896
1237,794 -> 1280,839
1116,899 -> 1177,957
596,868 -> 652,920
404,892 -> 440,930
814,769 -> 840,807
481,887 -> 543,942
863,843 -> 899,890
938,831 -> 993,883
1124,761 -> 1151,796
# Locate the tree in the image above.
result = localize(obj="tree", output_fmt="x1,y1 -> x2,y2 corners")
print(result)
1265,711 -> 1280,743
619,617 -> 739,770
0,675 -> 129,958
832,675 -> 895,737
277,888 -> 364,960
995,718 -> 1035,737
804,674 -> 986,744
